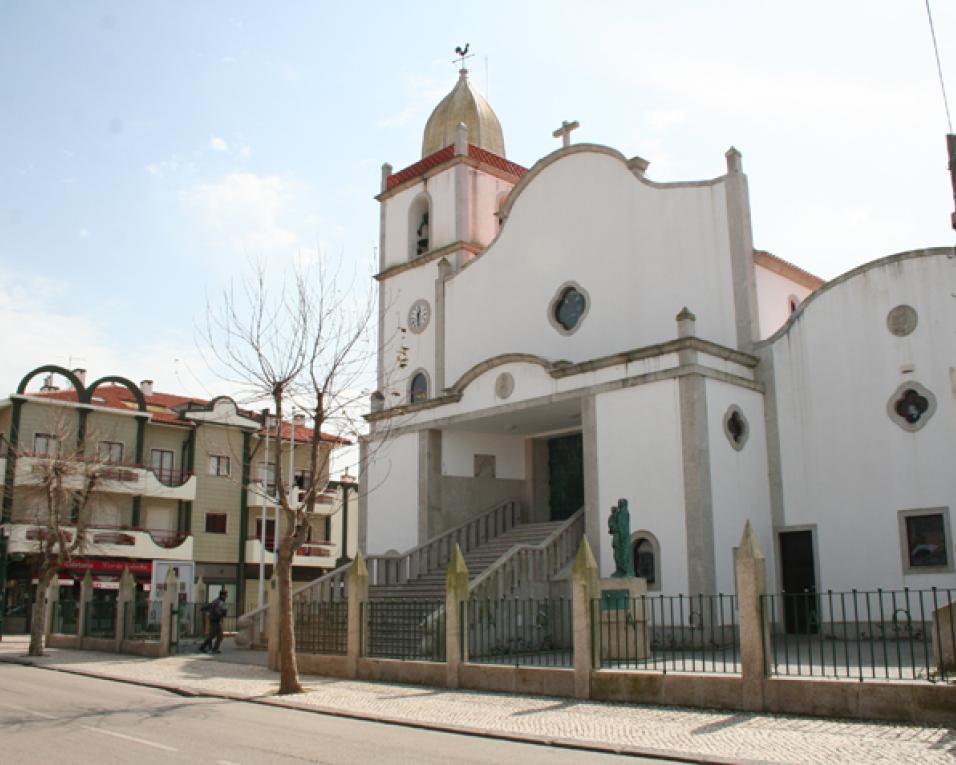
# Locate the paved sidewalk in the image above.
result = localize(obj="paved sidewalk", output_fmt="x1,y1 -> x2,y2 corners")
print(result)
0,636 -> 953,765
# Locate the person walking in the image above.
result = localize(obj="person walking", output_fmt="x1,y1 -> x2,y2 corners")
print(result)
199,590 -> 228,654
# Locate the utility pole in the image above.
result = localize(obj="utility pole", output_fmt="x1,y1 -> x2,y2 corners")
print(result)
947,134 -> 956,231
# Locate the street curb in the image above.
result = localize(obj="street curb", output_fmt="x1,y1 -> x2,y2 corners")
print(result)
0,656 -> 781,765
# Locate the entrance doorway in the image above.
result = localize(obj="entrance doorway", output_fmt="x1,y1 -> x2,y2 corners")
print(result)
547,433 -> 583,521
779,529 -> 818,634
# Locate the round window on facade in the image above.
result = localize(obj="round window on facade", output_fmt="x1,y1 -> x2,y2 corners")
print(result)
547,281 -> 590,335
723,405 -> 749,451
409,371 -> 429,404
886,381 -> 936,432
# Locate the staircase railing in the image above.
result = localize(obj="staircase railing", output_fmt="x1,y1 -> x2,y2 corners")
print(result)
365,498 -> 523,587
237,498 -> 524,645
469,509 -> 585,601
236,560 -> 351,646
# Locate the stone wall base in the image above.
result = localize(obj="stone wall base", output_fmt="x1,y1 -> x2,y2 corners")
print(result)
46,634 -> 163,658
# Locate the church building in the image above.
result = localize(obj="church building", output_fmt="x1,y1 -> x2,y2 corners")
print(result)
358,64 -> 956,601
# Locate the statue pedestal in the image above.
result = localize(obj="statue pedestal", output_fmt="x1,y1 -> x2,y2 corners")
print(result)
598,577 -> 650,662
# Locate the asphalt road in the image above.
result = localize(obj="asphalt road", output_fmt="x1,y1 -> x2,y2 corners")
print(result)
0,664 -> 671,764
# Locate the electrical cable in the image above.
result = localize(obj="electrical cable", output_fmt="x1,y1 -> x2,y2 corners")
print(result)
925,0 -> 953,133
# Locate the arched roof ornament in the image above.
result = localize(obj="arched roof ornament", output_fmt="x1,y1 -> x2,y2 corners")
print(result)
84,375 -> 147,411
16,365 -> 86,396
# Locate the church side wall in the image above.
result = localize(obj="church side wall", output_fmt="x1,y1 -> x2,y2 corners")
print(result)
704,379 -> 775,594
754,265 -> 814,339
770,251 -> 956,593
593,381 -> 687,590
444,152 -> 739,384
365,431 -> 419,555
442,430 -> 525,479
470,170 -> 513,247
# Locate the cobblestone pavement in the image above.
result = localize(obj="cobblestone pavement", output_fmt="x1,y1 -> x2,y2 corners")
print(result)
1,636 -> 953,765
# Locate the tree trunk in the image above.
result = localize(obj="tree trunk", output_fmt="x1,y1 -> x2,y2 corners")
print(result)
276,537 -> 302,694
28,562 -> 54,656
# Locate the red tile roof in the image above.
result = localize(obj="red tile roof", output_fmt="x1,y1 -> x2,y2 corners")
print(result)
385,144 -> 527,191
27,386 -> 349,444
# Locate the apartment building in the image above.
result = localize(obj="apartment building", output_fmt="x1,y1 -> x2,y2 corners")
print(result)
0,364 -> 356,631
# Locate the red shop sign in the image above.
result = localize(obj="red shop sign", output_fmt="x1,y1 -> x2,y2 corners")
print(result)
61,559 -> 153,575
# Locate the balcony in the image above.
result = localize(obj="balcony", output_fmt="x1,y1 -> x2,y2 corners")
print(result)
246,482 -> 336,515
13,455 -> 197,501
7,523 -> 194,561
244,536 -> 337,568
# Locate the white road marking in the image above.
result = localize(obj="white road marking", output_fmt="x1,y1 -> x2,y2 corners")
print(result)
0,700 -> 58,720
81,725 -> 179,752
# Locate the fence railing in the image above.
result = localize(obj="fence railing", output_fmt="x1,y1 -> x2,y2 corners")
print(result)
294,600 -> 348,655
363,599 -> 446,662
85,600 -> 117,638
763,588 -> 955,682
466,597 -> 573,667
123,599 -> 161,640
593,594 -> 739,673
53,600 -> 79,635
469,510 -> 584,601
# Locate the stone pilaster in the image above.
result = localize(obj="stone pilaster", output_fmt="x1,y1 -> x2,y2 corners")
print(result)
158,567 -> 178,658
572,538 -> 599,699
734,520 -> 770,710
445,545 -> 469,688
346,552 -> 369,679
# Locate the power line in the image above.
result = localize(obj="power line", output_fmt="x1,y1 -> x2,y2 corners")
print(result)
925,0 -> 953,133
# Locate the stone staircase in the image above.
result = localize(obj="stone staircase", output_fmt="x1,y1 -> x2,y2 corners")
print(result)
368,521 -> 567,600
365,520 -> 570,659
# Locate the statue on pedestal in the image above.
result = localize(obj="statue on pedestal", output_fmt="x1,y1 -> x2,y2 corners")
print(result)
608,498 -> 634,578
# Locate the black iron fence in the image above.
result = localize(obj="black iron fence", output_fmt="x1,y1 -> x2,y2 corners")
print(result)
84,600 -> 117,638
465,597 -> 573,667
53,601 -> 79,635
593,594 -> 739,673
763,588 -> 955,682
363,599 -> 446,661
123,599 -> 161,640
294,600 -> 347,655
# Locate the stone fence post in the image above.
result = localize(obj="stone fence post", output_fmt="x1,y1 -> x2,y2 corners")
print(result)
158,567 -> 178,658
115,569 -> 135,649
43,577 -> 59,644
572,537 -> 599,699
734,520 -> 770,711
445,545 -> 469,688
346,552 -> 368,679
77,570 -> 93,646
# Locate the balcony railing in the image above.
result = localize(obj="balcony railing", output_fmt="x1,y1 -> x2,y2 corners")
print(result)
13,455 -> 195,499
8,523 -> 193,560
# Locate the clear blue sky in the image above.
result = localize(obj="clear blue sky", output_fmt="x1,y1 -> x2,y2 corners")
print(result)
2,1 -> 954,423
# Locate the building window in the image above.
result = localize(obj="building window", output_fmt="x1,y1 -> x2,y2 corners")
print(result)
205,513 -> 228,534
408,194 -> 431,259
33,433 -> 59,457
260,461 -> 277,495
98,441 -> 124,464
887,381 -> 937,433
409,371 -> 429,404
209,455 -> 230,477
630,531 -> 661,590
547,281 -> 591,335
723,405 -> 749,451
150,449 -> 175,483
899,509 -> 951,573
294,469 -> 312,491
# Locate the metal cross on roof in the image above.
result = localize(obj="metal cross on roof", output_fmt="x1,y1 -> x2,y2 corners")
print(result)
552,120 -> 580,148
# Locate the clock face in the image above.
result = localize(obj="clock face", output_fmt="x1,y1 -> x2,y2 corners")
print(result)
408,300 -> 430,333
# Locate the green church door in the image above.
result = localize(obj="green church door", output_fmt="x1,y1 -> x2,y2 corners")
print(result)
548,433 -> 584,521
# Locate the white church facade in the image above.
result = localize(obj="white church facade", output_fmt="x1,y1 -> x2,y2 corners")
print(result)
358,66 -> 956,603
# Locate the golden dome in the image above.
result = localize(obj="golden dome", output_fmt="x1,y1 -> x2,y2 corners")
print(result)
422,69 -> 505,158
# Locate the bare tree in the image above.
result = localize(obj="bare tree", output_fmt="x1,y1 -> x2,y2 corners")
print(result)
18,410 -> 107,656
202,257 -> 377,694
